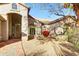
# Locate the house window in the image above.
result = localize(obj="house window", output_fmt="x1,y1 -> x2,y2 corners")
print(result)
12,3 -> 17,10
30,28 -> 35,35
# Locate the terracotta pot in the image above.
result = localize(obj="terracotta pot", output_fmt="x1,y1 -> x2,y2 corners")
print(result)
42,30 -> 49,37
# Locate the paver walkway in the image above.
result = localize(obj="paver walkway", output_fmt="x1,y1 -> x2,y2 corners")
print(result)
0,39 -> 21,48
23,39 -> 79,56
0,38 -> 79,56
0,39 -> 24,56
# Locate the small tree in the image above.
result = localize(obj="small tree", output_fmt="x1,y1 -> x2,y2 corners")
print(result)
39,3 -> 65,17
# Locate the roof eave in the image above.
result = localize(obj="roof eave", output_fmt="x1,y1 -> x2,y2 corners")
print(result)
18,3 -> 30,9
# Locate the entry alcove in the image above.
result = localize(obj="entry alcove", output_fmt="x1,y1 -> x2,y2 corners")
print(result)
7,13 -> 22,39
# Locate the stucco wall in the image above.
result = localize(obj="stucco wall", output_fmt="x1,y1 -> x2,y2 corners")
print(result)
1,21 -> 8,40
21,10 -> 28,41
18,4 -> 29,41
0,4 -> 12,40
0,3 -> 29,41
0,20 -> 1,40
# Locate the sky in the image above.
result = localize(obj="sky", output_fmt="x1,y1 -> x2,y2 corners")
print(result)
26,3 -> 76,21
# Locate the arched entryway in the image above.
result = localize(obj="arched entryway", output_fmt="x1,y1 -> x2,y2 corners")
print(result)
7,13 -> 22,39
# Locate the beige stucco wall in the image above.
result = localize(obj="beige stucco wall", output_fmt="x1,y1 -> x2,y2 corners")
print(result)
1,21 -> 8,40
18,4 -> 29,41
0,4 -> 12,40
0,3 -> 29,41
0,20 -> 8,41
0,20 -> 1,40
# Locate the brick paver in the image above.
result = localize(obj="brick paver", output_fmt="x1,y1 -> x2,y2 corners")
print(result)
0,38 -> 79,56
0,39 -> 24,56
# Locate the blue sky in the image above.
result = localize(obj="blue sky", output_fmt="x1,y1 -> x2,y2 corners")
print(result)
26,3 -> 76,21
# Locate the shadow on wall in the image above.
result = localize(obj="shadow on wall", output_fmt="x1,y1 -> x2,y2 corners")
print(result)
22,32 -> 27,36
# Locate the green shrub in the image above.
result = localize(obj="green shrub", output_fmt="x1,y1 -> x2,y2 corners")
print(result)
28,35 -> 34,40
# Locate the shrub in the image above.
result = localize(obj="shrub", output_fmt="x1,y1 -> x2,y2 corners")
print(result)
28,35 -> 34,40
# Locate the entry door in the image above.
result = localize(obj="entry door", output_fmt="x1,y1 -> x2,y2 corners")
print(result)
8,13 -> 22,39
14,24 -> 21,38
12,14 -> 21,39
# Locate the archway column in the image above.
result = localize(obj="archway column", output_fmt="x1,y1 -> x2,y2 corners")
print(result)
0,15 -> 8,41
21,15 -> 28,41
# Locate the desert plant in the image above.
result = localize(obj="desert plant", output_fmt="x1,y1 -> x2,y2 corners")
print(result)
66,27 -> 79,49
28,35 -> 34,40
